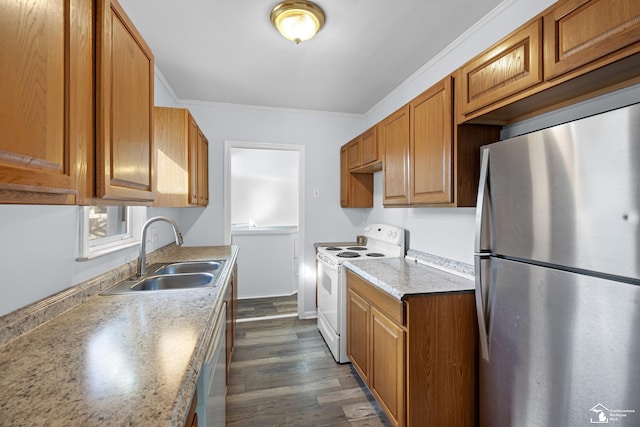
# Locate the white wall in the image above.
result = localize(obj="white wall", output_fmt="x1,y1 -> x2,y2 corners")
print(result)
0,204 -> 186,316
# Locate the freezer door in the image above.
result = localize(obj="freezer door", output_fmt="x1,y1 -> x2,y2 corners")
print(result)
485,103 -> 640,280
480,257 -> 640,427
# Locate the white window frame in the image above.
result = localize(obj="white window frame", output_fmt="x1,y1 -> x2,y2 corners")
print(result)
77,206 -> 146,261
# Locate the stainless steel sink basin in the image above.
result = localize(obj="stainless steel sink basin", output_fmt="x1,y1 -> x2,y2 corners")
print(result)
154,261 -> 224,275
130,273 -> 214,291
102,260 -> 226,295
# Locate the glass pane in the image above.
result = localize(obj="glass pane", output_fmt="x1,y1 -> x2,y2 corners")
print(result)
89,206 -> 127,240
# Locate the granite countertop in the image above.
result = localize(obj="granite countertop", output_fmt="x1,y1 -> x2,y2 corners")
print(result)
344,255 -> 474,300
0,245 -> 238,427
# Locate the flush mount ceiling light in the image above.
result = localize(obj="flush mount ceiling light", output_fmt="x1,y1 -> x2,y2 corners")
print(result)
270,1 -> 325,44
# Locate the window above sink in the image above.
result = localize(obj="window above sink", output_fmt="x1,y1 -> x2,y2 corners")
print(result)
77,206 -> 146,261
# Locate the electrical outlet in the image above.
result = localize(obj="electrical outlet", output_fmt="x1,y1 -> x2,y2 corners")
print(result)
313,188 -> 320,198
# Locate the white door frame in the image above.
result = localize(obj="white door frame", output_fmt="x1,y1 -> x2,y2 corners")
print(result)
223,140 -> 306,319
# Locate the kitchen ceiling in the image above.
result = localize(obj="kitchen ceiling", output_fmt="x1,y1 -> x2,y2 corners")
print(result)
118,0 -> 503,115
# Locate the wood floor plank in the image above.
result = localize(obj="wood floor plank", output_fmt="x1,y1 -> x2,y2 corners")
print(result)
226,296 -> 390,426
226,379 -> 341,404
230,350 -> 327,369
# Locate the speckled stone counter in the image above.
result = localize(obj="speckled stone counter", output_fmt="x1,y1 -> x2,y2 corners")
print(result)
0,245 -> 238,427
344,255 -> 474,300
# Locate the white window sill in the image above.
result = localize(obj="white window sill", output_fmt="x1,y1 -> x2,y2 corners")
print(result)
76,239 -> 140,261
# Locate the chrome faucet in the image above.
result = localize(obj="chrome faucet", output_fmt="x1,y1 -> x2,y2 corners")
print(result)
137,216 -> 184,277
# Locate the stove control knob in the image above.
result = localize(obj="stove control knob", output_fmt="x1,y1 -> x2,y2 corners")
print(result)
392,232 -> 397,238
387,231 -> 392,237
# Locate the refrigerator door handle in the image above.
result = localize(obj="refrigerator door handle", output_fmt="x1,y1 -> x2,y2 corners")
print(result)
475,147 -> 491,255
475,255 -> 490,361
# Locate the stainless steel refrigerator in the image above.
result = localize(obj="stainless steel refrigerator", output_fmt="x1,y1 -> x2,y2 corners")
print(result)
474,103 -> 640,426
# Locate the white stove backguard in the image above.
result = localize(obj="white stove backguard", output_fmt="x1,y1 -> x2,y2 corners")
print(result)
363,223 -> 405,248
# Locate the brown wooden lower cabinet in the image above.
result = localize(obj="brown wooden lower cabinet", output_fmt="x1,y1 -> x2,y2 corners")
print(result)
184,389 -> 197,427
346,269 -> 478,427
225,263 -> 237,383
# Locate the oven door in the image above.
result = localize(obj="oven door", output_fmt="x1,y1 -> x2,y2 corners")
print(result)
317,252 -> 340,333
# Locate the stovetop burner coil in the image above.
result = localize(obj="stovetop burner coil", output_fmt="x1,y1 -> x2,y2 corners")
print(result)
337,251 -> 360,258
346,246 -> 367,251
366,253 -> 385,257
325,247 -> 342,251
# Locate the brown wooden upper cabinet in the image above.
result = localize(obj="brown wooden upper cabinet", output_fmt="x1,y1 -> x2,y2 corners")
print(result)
0,0 -> 93,204
381,105 -> 411,206
348,126 -> 381,172
194,128 -> 209,206
187,117 -> 209,207
96,0 -> 155,203
457,0 -> 640,124
360,127 -> 379,167
458,19 -> 543,122
340,145 -> 373,208
543,0 -> 640,80
154,107 -> 209,207
154,107 -> 189,206
382,77 -> 495,207
410,77 -> 454,205
0,0 -> 156,205
347,138 -> 361,170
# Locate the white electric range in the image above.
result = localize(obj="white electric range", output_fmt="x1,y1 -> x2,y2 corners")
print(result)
316,224 -> 405,363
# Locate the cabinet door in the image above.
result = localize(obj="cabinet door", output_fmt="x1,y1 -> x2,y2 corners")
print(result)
153,107 -> 190,206
360,126 -> 378,166
459,19 -> 542,117
225,263 -> 238,384
381,105 -> 410,206
340,145 -> 373,208
410,77 -> 454,205
543,0 -> 640,80
347,289 -> 370,382
188,115 -> 199,205
371,306 -> 405,427
0,0 -> 91,204
340,146 -> 349,207
347,139 -> 361,170
96,0 -> 154,202
197,129 -> 209,206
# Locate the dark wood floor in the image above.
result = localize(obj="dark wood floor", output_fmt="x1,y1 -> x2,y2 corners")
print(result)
226,296 -> 391,426
236,293 -> 298,320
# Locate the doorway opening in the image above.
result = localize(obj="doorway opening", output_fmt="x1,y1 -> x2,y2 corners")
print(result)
223,141 -> 305,319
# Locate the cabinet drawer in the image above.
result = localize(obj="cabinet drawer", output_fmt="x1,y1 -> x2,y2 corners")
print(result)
347,270 -> 404,326
459,19 -> 543,117
543,0 -> 640,80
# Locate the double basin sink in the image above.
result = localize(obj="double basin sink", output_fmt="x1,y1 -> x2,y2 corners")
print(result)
102,261 -> 225,295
